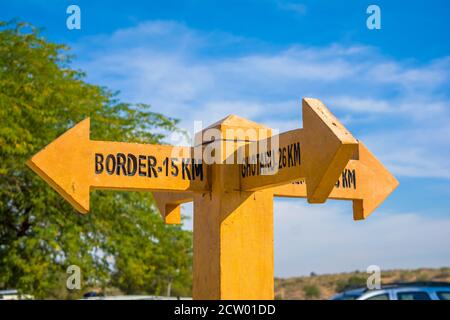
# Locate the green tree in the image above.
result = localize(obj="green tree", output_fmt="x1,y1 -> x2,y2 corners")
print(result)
0,21 -> 192,298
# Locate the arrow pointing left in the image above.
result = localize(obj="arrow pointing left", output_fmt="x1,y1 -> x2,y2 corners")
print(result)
27,118 -> 209,213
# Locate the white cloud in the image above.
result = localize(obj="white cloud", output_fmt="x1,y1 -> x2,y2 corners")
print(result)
277,2 -> 307,15
330,96 -> 392,113
361,126 -> 450,179
367,58 -> 449,89
274,200 -> 450,277
179,199 -> 450,277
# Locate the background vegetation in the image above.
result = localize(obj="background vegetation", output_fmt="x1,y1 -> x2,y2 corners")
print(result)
275,267 -> 450,300
0,21 -> 192,299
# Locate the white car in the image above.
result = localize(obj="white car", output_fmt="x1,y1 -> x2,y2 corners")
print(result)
0,289 -> 34,300
331,282 -> 450,300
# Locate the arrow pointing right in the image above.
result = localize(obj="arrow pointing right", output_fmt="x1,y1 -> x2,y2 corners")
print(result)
239,98 -> 358,203
154,142 -> 399,222
273,142 -> 399,220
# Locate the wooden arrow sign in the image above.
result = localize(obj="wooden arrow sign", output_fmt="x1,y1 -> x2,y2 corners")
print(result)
27,118 -> 209,213
26,96 -> 399,300
273,142 -> 399,220
153,191 -> 193,224
239,98 -> 358,203
153,141 -> 398,222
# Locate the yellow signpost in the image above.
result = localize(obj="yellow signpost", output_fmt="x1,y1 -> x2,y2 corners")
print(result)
27,118 -> 209,213
27,97 -> 398,300
273,142 -> 399,220
239,98 -> 358,204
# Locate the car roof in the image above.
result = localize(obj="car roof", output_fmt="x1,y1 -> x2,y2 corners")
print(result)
331,288 -> 366,300
381,281 -> 450,289
343,288 -> 367,295
0,289 -> 19,295
336,282 -> 450,298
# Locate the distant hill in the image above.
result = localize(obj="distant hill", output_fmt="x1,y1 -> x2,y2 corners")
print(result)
274,267 -> 450,300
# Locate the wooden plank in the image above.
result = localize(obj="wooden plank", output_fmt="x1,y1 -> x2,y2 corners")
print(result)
273,142 -> 399,220
239,98 -> 358,203
27,118 -> 209,213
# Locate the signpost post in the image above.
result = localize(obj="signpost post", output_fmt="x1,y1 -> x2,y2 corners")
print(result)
28,97 -> 398,300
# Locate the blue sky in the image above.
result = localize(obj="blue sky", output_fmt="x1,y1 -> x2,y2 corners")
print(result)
2,1 -> 450,276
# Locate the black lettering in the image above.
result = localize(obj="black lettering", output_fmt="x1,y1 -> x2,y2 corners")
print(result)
251,155 -> 256,176
287,144 -> 293,167
163,157 -> 169,176
171,158 -> 179,177
127,154 -> 137,176
348,169 -> 356,189
342,169 -> 348,188
116,153 -> 127,176
293,142 -> 301,166
182,159 -> 191,180
245,159 -> 250,178
105,154 -> 116,175
95,153 -> 104,174
193,162 -> 203,181
138,155 -> 147,177
278,148 -> 282,169
147,156 -> 158,178
257,154 -> 262,175
266,150 -> 272,169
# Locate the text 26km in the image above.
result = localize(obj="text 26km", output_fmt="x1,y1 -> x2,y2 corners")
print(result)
241,142 -> 301,178
94,153 -> 204,181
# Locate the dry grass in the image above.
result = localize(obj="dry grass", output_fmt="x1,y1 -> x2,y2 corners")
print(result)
274,267 -> 450,300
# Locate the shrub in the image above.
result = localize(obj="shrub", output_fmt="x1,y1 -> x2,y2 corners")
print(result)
303,285 -> 320,299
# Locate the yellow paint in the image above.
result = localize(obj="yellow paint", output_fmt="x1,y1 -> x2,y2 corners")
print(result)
164,204 -> 181,224
239,98 -> 358,204
150,100 -> 397,300
27,97 -> 399,300
153,191 -> 193,224
153,140 -> 400,222
273,142 -> 399,220
27,118 -> 209,213
192,113 -> 275,299
193,185 -> 274,299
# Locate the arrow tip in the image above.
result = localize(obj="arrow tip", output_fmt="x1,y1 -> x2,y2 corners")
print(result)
153,192 -> 182,224
26,118 -> 91,214
302,98 -> 358,203
352,142 -> 399,220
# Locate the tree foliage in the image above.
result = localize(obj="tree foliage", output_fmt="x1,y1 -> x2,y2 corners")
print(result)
0,21 -> 192,298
